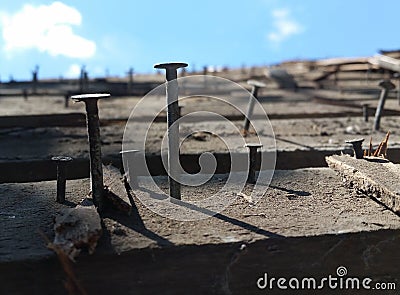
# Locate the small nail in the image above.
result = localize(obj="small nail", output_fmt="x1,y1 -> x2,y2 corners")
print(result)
362,103 -> 369,122
373,79 -> 395,131
120,150 -> 140,189
51,156 -> 73,203
245,143 -> 263,184
243,80 -> 266,134
345,138 -> 364,159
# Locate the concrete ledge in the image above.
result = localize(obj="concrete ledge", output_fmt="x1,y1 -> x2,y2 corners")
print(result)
0,113 -> 86,128
1,168 -> 399,294
1,230 -> 400,294
0,149 -> 352,183
326,154 -> 400,214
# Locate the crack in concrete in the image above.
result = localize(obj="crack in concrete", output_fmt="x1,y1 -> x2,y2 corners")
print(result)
220,243 -> 248,295
312,238 -> 345,267
361,233 -> 399,270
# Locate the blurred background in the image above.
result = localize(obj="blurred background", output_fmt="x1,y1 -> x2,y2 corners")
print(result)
0,0 -> 398,80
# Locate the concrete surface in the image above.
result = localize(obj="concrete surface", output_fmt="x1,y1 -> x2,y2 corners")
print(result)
1,58 -> 400,294
1,168 -> 400,294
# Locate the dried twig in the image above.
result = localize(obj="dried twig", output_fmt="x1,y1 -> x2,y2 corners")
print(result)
39,230 -> 88,295
373,131 -> 390,158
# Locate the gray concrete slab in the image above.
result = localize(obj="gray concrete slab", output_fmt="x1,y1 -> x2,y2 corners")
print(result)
1,168 -> 399,263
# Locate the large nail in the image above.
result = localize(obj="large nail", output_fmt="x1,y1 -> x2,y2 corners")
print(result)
154,62 -> 188,200
72,93 -> 110,211
243,80 -> 266,134
373,79 -> 395,131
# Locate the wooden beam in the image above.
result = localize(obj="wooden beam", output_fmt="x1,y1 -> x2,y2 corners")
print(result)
369,54 -> 400,72
326,154 -> 400,214
315,57 -> 370,67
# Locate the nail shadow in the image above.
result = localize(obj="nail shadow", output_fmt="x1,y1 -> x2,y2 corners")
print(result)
364,157 -> 389,163
102,186 -> 173,247
106,178 -> 283,243
60,200 -> 77,208
168,197 -> 283,239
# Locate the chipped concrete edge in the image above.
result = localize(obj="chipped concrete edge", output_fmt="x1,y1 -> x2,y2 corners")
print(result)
326,154 -> 400,214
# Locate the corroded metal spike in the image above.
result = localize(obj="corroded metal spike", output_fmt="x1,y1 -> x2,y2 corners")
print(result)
368,137 -> 372,157
345,138 -> 364,159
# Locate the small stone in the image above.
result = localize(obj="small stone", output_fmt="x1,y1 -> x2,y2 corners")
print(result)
53,202 -> 102,260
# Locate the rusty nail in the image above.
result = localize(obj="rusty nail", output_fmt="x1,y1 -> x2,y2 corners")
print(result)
64,93 -> 69,108
23,89 -> 28,100
345,138 -> 364,159
362,103 -> 369,122
243,80 -> 266,134
154,62 -> 188,200
202,66 -> 208,87
373,79 -> 395,131
393,72 -> 400,105
127,67 -> 134,95
79,66 -> 89,92
119,149 -> 139,189
72,93 -> 110,212
245,143 -> 263,184
51,156 -> 73,203
32,65 -> 38,94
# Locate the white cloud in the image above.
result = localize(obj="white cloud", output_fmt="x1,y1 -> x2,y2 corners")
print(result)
0,2 -> 96,58
64,63 -> 81,78
268,8 -> 304,44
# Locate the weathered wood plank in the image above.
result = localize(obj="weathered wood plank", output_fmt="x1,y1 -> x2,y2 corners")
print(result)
315,56 -> 370,67
265,68 -> 298,90
369,54 -> 400,72
326,154 -> 400,214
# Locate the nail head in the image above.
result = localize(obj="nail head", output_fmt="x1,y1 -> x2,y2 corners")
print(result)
247,80 -> 266,88
378,80 -> 395,90
345,138 -> 364,144
245,143 -> 263,149
154,62 -> 188,70
51,156 -> 73,163
120,149 -> 140,154
71,93 -> 110,102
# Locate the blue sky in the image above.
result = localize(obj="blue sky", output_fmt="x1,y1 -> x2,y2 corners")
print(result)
0,0 -> 399,80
